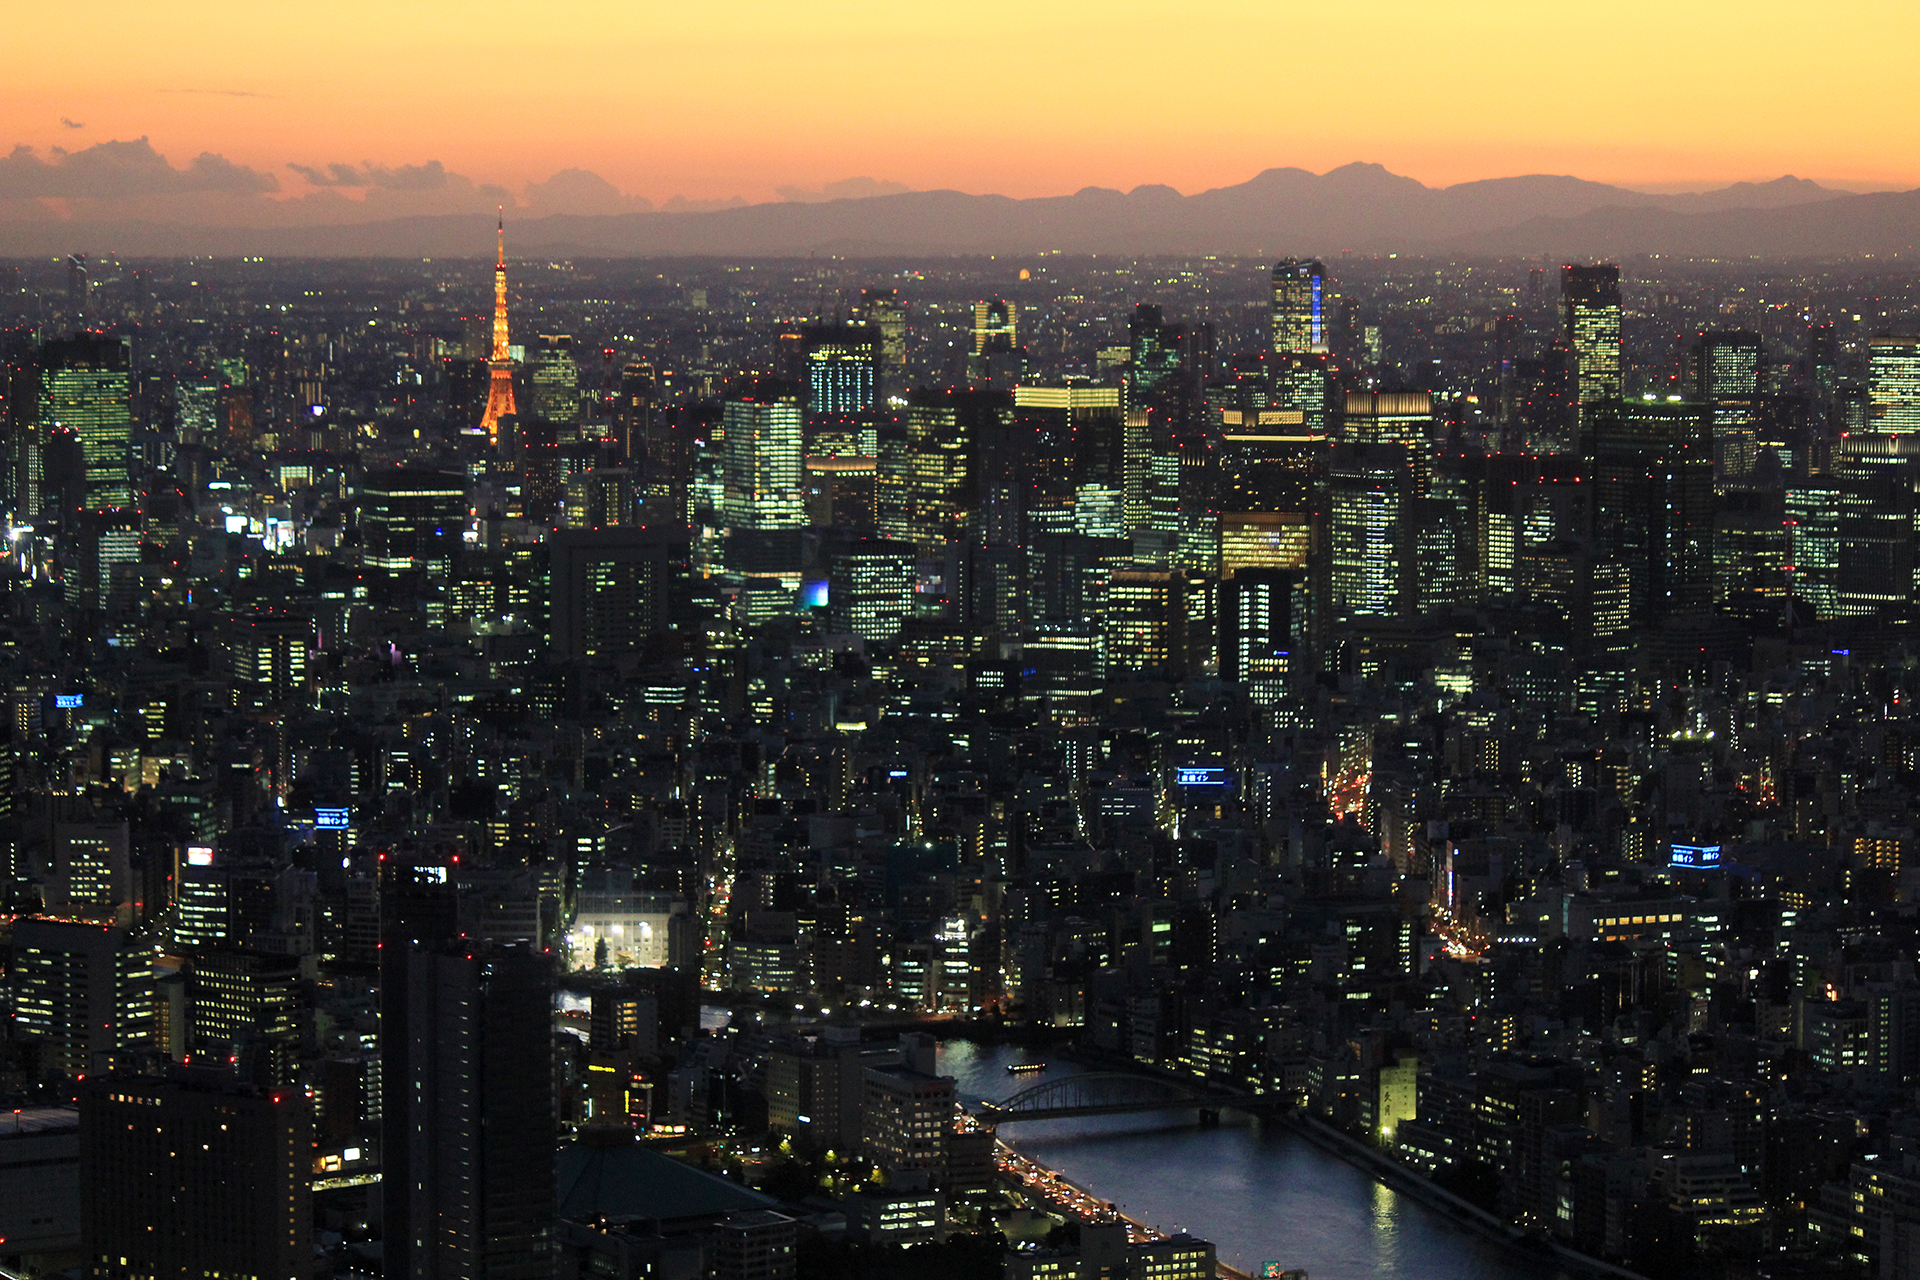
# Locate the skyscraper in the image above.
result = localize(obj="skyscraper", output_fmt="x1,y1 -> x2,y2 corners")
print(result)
479,215 -> 518,446
530,334 -> 580,423
548,525 -> 691,659
1013,383 -> 1127,537
798,324 -> 879,419
1271,260 -> 1327,357
721,381 -> 805,531
972,299 -> 1018,357
1220,567 -> 1308,688
382,863 -> 555,1280
80,1072 -> 311,1280
1586,397 -> 1714,628
11,918 -> 153,1078
1867,337 -> 1920,435
1561,264 -> 1623,411
65,254 -> 87,327
36,333 -> 131,511
855,287 -> 907,390
826,538 -> 918,643
358,469 -> 467,579
1693,330 -> 1764,482
1328,443 -> 1416,620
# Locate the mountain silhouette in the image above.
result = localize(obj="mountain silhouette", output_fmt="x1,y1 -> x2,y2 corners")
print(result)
2,165 -> 1900,258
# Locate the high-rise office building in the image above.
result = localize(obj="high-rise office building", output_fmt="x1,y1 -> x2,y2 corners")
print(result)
972,299 -> 1018,357
1328,443 -> 1416,620
1586,397 -> 1714,629
1561,264 -> 1623,411
80,1072 -> 311,1280
721,381 -> 805,531
1831,435 -> 1919,618
1693,331 -> 1765,483
188,948 -> 301,1088
1101,570 -> 1195,677
799,324 -> 879,419
65,254 -> 87,327
1868,337 -> 1920,435
1785,478 -> 1842,620
1014,383 -> 1128,536
1271,260 -> 1327,357
548,526 -> 690,659
826,539 -> 917,643
856,288 -> 907,386
860,1049 -> 956,1188
1220,568 -> 1308,688
358,469 -> 467,578
11,919 -> 153,1078
36,333 -> 132,511
886,387 -> 1012,553
382,862 -> 555,1280
614,361 -> 654,466
530,334 -> 580,423
1693,330 -> 1763,401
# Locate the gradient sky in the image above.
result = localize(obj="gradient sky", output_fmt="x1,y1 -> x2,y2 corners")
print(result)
4,0 -> 1915,207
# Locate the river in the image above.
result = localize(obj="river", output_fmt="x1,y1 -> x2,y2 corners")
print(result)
938,1039 -> 1572,1280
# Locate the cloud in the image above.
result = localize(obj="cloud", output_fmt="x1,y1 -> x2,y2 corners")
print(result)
59,118 -> 84,131
523,168 -> 652,216
157,89 -> 272,98
288,160 -> 453,191
0,138 -> 277,199
775,176 -> 911,203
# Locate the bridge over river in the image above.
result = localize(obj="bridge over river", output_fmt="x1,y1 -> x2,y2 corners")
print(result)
974,1071 -> 1264,1124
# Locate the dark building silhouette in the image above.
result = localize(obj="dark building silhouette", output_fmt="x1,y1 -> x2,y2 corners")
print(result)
80,1071 -> 311,1280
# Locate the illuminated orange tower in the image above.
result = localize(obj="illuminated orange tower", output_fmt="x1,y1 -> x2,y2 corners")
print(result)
478,210 -> 517,444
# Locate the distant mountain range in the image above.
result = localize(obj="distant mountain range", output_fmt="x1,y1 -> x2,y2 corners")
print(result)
6,163 -> 1918,259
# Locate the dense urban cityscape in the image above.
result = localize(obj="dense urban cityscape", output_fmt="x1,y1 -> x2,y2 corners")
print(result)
5,229 -> 1920,1280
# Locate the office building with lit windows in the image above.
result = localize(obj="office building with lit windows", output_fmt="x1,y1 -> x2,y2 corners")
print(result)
971,299 -> 1018,356
548,526 -> 690,660
722,381 -> 805,531
36,333 -> 132,512
358,469 -> 467,578
1868,336 -> 1920,435
1586,397 -> 1714,629
80,1072 -> 311,1280
826,539 -> 917,643
1220,567 -> 1307,687
799,324 -> 879,419
1329,443 -> 1415,620
1561,264 -> 1623,412
10,919 -> 153,1079
1271,260 -> 1327,356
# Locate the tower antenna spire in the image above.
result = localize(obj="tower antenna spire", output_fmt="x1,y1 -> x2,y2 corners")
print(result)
479,210 -> 517,445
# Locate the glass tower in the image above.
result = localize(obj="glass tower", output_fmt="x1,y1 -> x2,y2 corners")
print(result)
1561,264 -> 1623,411
1868,337 -> 1920,435
1271,260 -> 1327,357
36,333 -> 132,511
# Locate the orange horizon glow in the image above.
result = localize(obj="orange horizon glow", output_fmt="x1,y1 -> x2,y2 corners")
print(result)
3,0 -> 1917,207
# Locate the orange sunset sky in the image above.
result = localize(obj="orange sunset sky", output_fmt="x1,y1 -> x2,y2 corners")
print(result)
2,0 -> 1914,211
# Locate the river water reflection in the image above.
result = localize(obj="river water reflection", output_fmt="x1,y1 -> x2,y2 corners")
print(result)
939,1040 -> 1572,1280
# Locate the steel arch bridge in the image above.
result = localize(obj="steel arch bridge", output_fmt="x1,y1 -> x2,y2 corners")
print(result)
975,1072 -> 1234,1124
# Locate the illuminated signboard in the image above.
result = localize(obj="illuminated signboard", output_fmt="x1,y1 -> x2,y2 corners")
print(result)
53,694 -> 82,709
315,808 -> 351,830
1670,842 -> 1722,869
185,846 -> 214,867
1175,767 -> 1231,788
